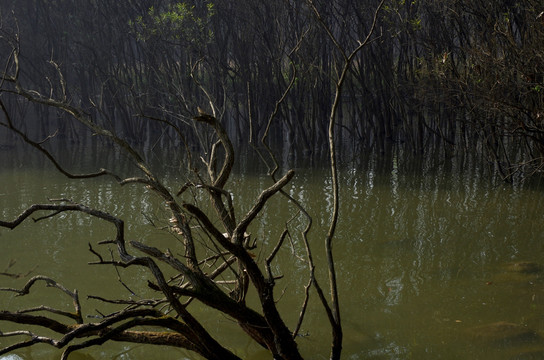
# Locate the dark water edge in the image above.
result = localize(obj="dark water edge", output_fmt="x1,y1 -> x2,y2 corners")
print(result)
2,129 -> 541,183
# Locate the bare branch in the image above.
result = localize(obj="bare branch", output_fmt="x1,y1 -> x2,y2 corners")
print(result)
87,295 -> 167,308
265,229 -> 288,282
59,317 -> 201,360
0,275 -> 83,323
0,259 -> 37,279
193,114 -> 233,190
303,2 -> 386,358
234,169 -> 295,245
0,309 -> 209,358
0,99 -> 119,180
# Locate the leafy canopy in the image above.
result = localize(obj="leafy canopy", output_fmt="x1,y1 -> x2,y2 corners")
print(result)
131,1 -> 215,45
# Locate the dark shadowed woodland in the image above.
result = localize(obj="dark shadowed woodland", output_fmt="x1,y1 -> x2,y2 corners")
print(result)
0,0 -> 543,178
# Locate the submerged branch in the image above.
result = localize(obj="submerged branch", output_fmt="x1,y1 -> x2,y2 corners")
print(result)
0,309 -> 204,358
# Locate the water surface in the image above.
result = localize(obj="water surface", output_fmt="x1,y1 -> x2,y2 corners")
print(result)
1,144 -> 544,360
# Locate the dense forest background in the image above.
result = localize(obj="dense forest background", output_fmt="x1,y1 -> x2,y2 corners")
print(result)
1,0 -> 543,179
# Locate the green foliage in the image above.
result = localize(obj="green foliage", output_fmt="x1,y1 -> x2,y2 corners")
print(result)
409,17 -> 422,30
130,1 -> 215,46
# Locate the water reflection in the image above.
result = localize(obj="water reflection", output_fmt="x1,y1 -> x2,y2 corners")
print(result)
1,145 -> 544,359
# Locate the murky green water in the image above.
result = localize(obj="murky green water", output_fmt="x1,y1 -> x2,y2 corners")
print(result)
1,144 -> 544,360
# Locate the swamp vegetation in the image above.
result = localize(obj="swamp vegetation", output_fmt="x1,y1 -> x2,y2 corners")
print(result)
0,0 -> 542,177
0,1 -> 543,359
